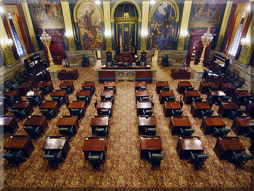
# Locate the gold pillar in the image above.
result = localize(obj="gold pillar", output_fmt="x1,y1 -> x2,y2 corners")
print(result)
215,1 -> 233,51
61,1 -> 76,51
177,0 -> 192,51
103,0 -> 112,51
21,3 -> 39,52
238,14 -> 254,65
0,17 -> 16,65
141,0 -> 149,51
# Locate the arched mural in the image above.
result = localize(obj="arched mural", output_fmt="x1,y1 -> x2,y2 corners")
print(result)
150,2 -> 176,50
76,2 -> 103,50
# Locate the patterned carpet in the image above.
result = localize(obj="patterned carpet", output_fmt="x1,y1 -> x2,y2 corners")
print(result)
1,59 -> 253,190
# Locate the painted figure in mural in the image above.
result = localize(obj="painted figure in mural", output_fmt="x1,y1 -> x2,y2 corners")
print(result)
83,30 -> 92,49
82,9 -> 94,29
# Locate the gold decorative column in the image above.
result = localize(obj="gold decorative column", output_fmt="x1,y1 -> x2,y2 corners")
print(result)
21,2 -> 39,52
177,0 -> 192,51
141,0 -> 149,51
61,1 -> 76,51
103,0 -> 112,51
215,1 -> 233,51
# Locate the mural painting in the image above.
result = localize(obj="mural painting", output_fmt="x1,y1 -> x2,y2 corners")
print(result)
77,2 -> 103,50
31,0 -> 64,29
150,2 -> 175,50
189,0 -> 225,28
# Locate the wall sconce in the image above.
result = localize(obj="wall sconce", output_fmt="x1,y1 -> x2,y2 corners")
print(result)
179,30 -> 189,48
150,0 -> 156,5
65,30 -> 74,45
0,6 -> 4,14
240,38 -> 249,53
95,0 -> 101,5
141,30 -> 148,44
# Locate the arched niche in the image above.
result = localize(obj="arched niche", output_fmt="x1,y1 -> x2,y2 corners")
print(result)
73,0 -> 104,50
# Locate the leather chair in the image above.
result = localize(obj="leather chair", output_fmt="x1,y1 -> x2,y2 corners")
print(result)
51,96 -> 64,105
70,108 -> 83,119
2,149 -> 25,163
148,151 -> 163,165
60,86 -> 72,94
140,96 -> 149,101
38,86 -> 51,94
144,127 -> 157,135
161,86 -> 170,91
58,126 -> 75,136
237,96 -> 254,106
43,150 -> 63,163
230,109 -> 244,119
190,151 -> 209,166
162,54 -> 169,67
102,96 -> 113,102
83,86 -> 94,93
213,127 -> 231,137
217,96 -> 231,104
105,86 -> 116,93
232,78 -> 244,88
99,109 -> 111,116
165,96 -> 175,102
95,127 -> 108,136
40,108 -> 55,119
172,110 -> 183,116
184,87 -> 194,91
246,127 -> 254,139
26,95 -> 42,106
87,151 -> 104,168
77,96 -> 89,104
192,97 -> 203,103
138,86 -> 147,91
82,55 -> 89,67
230,151 -> 254,165
208,86 -> 218,91
10,109 -> 28,119
180,128 -> 195,136
200,109 -> 214,117
4,95 -> 16,106
24,126 -> 42,137
142,109 -> 153,116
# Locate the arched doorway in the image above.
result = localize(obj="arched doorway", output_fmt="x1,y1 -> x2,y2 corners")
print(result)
114,2 -> 139,48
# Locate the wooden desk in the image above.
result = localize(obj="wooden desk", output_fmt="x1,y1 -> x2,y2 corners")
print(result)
96,101 -> 112,117
39,101 -> 59,117
19,81 -> 33,96
11,101 -> 33,118
23,115 -> 48,133
218,102 -> 240,118
0,116 -> 19,133
4,135 -> 34,157
138,116 -> 157,134
137,101 -> 152,116
183,90 -> 201,104
200,116 -> 226,134
171,69 -> 191,79
38,81 -> 54,94
26,90 -> 45,105
156,81 -> 169,94
140,136 -> 162,159
104,82 -> 116,93
82,81 -> 95,94
59,81 -> 74,94
57,115 -> 79,134
90,116 -> 109,134
4,90 -> 22,106
135,90 -> 149,102
220,82 -> 236,96
214,137 -> 246,160
83,137 -> 106,160
76,90 -> 91,103
170,116 -> 191,135
231,116 -> 254,135
135,82 -> 147,90
207,90 -> 226,105
101,90 -> 114,103
199,82 -> 215,94
42,136 -> 70,158
190,102 -> 211,118
232,90 -> 252,104
177,136 -> 205,159
68,101 -> 86,118
159,90 -> 175,104
245,101 -> 254,117
58,69 -> 79,80
163,101 -> 181,117
177,81 -> 192,94
51,90 -> 69,105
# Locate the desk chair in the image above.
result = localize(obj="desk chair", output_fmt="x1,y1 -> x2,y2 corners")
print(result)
87,151 -> 104,168
172,110 -> 183,116
4,95 -> 16,106
246,127 -> 254,139
70,108 -> 84,119
192,97 -> 203,103
82,55 -> 89,67
213,127 -> 231,137
77,96 -> 89,104
58,126 -> 75,136
148,151 -> 163,165
26,95 -> 42,106
43,150 -> 63,163
165,96 -> 175,102
40,109 -> 55,119
83,86 -> 94,93
51,96 -> 64,105
105,86 -> 116,93
208,86 -> 218,91
98,109 -> 111,116
161,86 -> 170,91
232,78 -> 244,88
142,109 -> 153,116
230,109 -> 244,119
184,87 -> 194,91
24,126 -> 42,137
162,55 -> 169,67
190,151 -> 209,166
60,86 -> 72,94
200,110 -> 214,117
217,96 -> 231,104
230,150 -> 254,165
237,96 -> 254,106
144,127 -> 157,135
2,150 -> 25,164
138,86 -> 147,91
10,109 -> 28,119
180,128 -> 195,136
102,96 -> 113,103
38,86 -> 51,94
95,127 -> 108,136
140,97 -> 149,101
